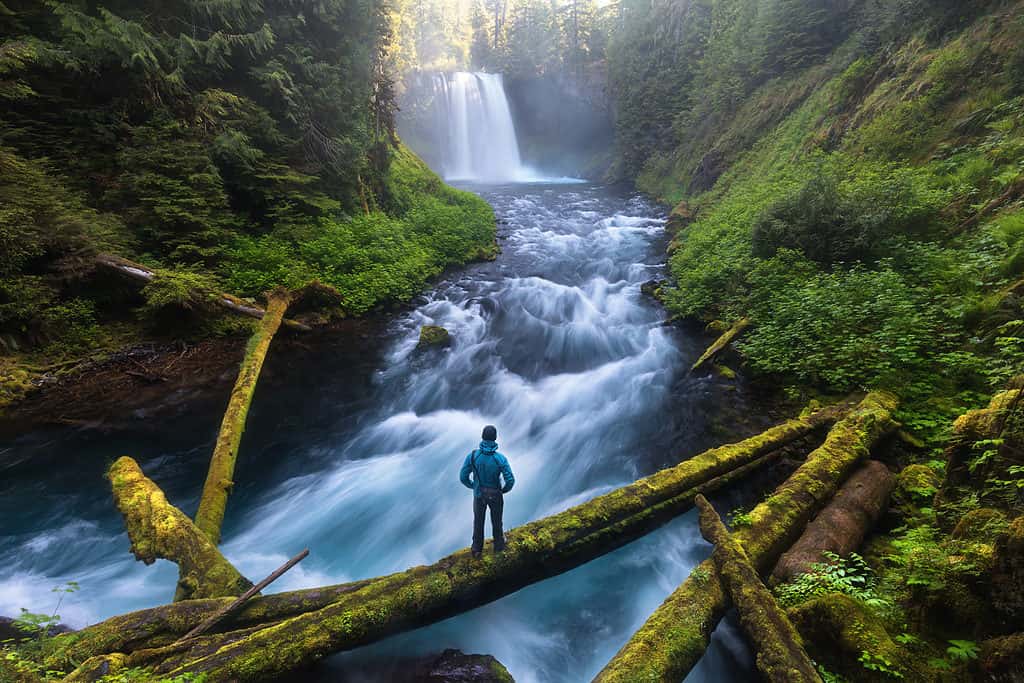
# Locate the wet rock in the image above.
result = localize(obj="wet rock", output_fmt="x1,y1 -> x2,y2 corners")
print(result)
412,649 -> 514,682
417,325 -> 451,349
640,279 -> 666,299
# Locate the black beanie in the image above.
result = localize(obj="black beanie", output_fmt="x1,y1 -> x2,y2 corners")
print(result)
482,425 -> 497,441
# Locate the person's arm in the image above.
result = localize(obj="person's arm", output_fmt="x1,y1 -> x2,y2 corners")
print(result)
460,452 -> 475,489
500,456 -> 514,493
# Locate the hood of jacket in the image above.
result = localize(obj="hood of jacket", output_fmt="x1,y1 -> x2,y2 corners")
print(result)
478,439 -> 498,454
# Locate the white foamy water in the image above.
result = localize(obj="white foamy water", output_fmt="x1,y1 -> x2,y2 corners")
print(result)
0,184 -> 756,681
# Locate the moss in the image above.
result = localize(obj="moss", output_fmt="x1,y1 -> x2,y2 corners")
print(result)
417,325 -> 451,348
992,516 -> 1024,623
108,457 -> 252,603
695,495 -> 819,682
952,508 -> 1008,542
893,464 -> 940,514
57,406 -> 843,680
595,392 -> 898,683
713,363 -> 737,380
194,288 -> 291,545
787,594 -> 922,682
691,318 -> 750,373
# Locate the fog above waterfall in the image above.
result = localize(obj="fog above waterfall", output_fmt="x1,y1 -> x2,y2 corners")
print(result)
398,70 -> 609,182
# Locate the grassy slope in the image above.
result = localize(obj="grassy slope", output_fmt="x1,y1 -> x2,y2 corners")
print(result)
629,3 -> 1024,678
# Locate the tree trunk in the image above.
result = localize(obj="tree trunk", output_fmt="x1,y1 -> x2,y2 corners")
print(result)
691,318 -> 750,373
52,404 -> 844,679
594,391 -> 897,683
108,457 -> 253,602
694,495 -> 821,683
96,254 -> 311,332
770,460 -> 894,584
194,288 -> 292,546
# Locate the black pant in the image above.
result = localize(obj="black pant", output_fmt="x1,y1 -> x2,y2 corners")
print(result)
472,489 -> 504,553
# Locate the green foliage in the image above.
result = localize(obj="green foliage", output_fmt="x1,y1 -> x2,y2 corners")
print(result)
224,145 -> 494,315
140,270 -> 221,316
945,639 -> 979,662
858,651 -> 905,678
775,552 -> 888,609
728,508 -> 753,528
740,260 -> 939,391
752,163 -> 947,266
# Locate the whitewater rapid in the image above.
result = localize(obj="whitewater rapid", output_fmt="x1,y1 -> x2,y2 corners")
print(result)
0,183 -> 757,681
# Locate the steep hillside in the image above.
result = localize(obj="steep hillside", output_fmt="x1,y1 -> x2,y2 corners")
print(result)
0,1 -> 494,409
608,1 -> 1024,678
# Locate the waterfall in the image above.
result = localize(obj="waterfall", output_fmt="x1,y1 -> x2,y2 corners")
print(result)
433,72 -> 530,183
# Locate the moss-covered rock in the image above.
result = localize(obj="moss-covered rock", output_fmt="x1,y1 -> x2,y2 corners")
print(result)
893,464 -> 940,522
787,594 -> 923,682
992,516 -> 1024,626
417,325 -> 451,348
952,508 -> 1008,542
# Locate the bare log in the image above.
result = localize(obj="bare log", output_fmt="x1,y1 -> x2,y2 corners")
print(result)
694,495 -> 821,683
194,288 -> 292,546
594,391 -> 898,683
53,404 -> 845,678
691,318 -> 749,373
175,549 -> 310,645
108,457 -> 253,602
96,254 -> 311,332
770,460 -> 894,584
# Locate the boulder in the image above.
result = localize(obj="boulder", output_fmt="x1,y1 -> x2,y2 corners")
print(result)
412,649 -> 514,682
417,325 -> 451,348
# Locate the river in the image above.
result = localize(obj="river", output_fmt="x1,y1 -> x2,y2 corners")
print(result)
0,181 -> 761,681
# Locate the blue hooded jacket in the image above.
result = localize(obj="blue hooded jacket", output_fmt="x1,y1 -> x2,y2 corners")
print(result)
460,440 -> 514,497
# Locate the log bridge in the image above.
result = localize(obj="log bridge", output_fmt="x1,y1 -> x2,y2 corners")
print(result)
31,289 -> 899,682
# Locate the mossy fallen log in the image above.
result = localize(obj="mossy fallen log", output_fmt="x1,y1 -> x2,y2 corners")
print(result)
694,494 -> 821,683
96,254 -> 311,332
770,460 -> 894,584
108,457 -> 253,602
194,288 -> 292,546
53,404 -> 844,679
690,317 -> 749,373
594,391 -> 897,683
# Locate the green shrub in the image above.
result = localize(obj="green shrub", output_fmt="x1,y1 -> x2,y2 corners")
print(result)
740,260 -> 939,391
752,163 -> 946,266
775,552 -> 887,608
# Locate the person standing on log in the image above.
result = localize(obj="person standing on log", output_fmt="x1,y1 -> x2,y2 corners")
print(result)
460,425 -> 515,558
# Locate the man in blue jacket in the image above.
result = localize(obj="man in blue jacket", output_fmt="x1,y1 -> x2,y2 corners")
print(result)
460,425 -> 515,558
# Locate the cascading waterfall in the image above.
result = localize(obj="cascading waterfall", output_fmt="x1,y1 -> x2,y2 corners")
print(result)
432,72 -> 532,182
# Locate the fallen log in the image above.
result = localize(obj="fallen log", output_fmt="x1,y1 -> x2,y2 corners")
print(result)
175,549 -> 309,644
691,318 -> 749,373
108,457 -> 253,602
694,495 -> 821,683
194,288 -> 292,545
770,460 -> 894,584
53,403 -> 845,678
96,254 -> 311,332
594,391 -> 897,683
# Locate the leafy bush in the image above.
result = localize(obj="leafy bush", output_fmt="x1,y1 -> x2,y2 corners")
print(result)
740,259 -> 939,391
752,163 -> 946,266
775,552 -> 888,608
